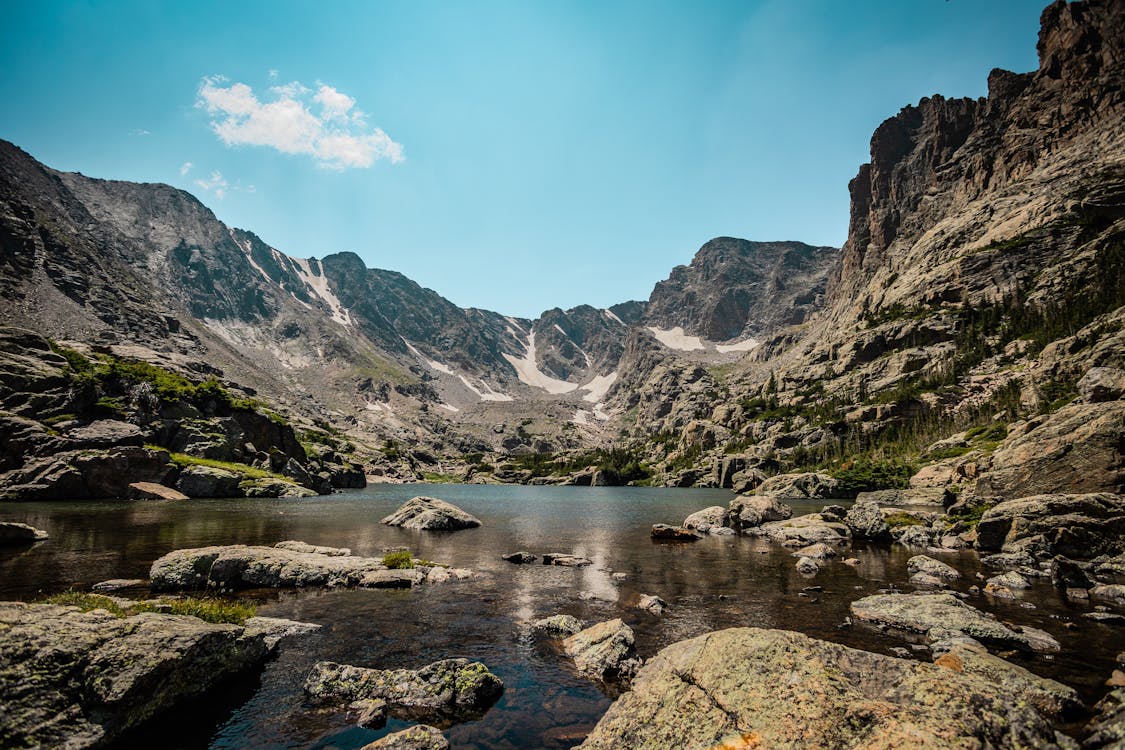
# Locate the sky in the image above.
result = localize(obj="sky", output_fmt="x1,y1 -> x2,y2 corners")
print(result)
1,1 -> 1046,318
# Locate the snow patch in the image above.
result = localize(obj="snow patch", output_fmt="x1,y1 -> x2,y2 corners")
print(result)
580,371 -> 617,403
404,341 -> 454,375
293,257 -> 352,326
553,324 -> 569,338
232,231 -> 273,285
603,309 -> 625,325
438,402 -> 460,413
716,338 -> 760,353
502,331 -> 578,394
405,340 -> 514,402
647,326 -> 704,351
571,409 -> 590,425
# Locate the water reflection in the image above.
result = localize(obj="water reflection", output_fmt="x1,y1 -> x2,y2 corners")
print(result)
0,485 -> 1120,749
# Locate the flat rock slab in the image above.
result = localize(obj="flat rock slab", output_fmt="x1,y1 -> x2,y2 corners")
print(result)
576,627 -> 1068,749
501,551 -> 538,564
650,524 -> 701,541
0,601 -> 272,750
360,725 -> 449,750
126,481 -> 188,500
850,593 -> 1059,652
751,513 -> 851,547
542,553 -> 593,567
381,496 -> 481,531
149,543 -> 461,591
0,521 -> 48,545
562,618 -> 640,683
304,658 -> 503,724
907,555 -> 961,581
92,578 -> 147,592
275,540 -> 352,556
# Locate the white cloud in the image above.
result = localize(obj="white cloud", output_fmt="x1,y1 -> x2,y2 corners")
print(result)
180,161 -> 193,175
196,75 -> 404,169
131,128 -> 151,136
194,170 -> 228,200
268,68 -> 279,79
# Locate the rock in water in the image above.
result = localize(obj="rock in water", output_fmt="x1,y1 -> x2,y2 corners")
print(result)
576,627 -> 1064,749
906,555 -> 961,581
682,506 -> 730,534
304,658 -> 503,723
727,495 -> 792,530
795,556 -> 819,575
850,592 -> 1059,652
501,551 -> 538,564
541,553 -> 593,567
126,481 -> 188,500
975,493 -> 1125,558
360,725 -> 449,750
529,614 -> 585,637
844,499 -> 891,541
562,618 -> 640,682
650,524 -> 701,541
0,601 -> 272,750
637,594 -> 668,615
381,496 -> 482,531
0,521 -> 48,545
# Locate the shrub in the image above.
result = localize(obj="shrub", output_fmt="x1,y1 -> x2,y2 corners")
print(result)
382,550 -> 414,569
829,460 -> 913,498
884,512 -> 925,529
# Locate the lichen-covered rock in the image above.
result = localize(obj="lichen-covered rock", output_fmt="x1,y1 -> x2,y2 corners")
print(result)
175,465 -> 241,498
1085,688 -> 1125,749
562,618 -> 640,682
381,496 -> 481,531
577,627 -> 1067,749
682,506 -> 730,534
896,524 -> 936,547
753,472 -> 839,499
0,601 -> 272,750
0,521 -> 48,545
728,494 -> 792,530
304,658 -> 503,723
360,725 -> 449,750
541,553 -> 593,567
984,571 -> 1031,598
975,493 -> 1125,558
529,614 -> 584,637
751,513 -> 850,547
795,556 -> 819,575
650,524 -> 701,541
242,616 -> 322,649
850,593 -> 1059,652
907,555 -> 961,581
274,540 -> 351,556
241,478 -> 317,498
845,499 -> 891,541
794,542 -> 836,560
637,594 -> 668,615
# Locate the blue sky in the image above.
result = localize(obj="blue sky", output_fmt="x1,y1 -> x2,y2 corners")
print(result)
1,1 -> 1045,318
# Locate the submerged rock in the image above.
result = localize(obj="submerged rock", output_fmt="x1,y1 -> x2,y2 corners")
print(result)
850,592 -> 1059,652
541,553 -> 593,567
304,658 -> 503,723
562,618 -> 640,682
0,601 -> 274,750
0,521 -> 48,545
529,614 -> 585,637
360,725 -> 449,750
381,496 -> 482,531
577,627 -> 1066,749
501,551 -> 538,564
637,594 -> 668,615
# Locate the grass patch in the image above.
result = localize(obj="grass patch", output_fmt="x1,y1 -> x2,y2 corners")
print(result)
884,512 -> 925,529
947,502 -> 990,529
43,591 -> 255,624
163,450 -> 279,480
421,471 -> 461,484
382,550 -> 414,569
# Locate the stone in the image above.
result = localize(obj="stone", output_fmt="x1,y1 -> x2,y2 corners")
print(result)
175,465 -> 241,498
242,616 -> 322,649
0,521 -> 48,545
577,627 -> 1066,749
501,551 -> 538,564
241,478 -> 318,498
1092,584 -> 1125,606
1078,366 -> 1125,403
1085,688 -> 1125,749
637,594 -> 668,615
753,472 -> 839,499
794,542 -> 836,560
682,505 -> 730,534
795,556 -> 819,575
907,555 -> 961,581
981,552 -> 1038,570
350,698 -> 388,729
126,481 -> 188,500
1050,556 -> 1095,590
976,493 -> 1125,559
0,601 -> 272,749
529,614 -> 584,637
910,572 -> 948,588
728,494 -> 792,530
650,524 -> 701,541
304,658 -> 503,723
274,540 -> 352,556
64,419 -> 144,448
359,725 -> 449,750
541,553 -> 593,567
844,499 -> 891,541
381,496 -> 482,531
149,543 -> 454,591
986,571 -> 1031,593
562,619 -> 640,682
850,593 -> 1059,652
752,513 -> 851,546
896,524 -> 935,547
91,578 -> 145,592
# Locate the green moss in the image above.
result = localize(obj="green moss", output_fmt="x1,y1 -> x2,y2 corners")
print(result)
43,413 -> 77,426
884,512 -> 925,529
42,591 -> 256,624
382,550 -> 415,569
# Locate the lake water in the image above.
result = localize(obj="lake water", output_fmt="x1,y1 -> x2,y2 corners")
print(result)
1,484 -> 1119,749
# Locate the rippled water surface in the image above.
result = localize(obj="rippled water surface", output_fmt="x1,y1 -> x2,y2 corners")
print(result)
1,484 -> 1120,748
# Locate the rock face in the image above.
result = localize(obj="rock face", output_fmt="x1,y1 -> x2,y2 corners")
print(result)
149,543 -> 456,591
850,593 -> 1059,652
0,521 -> 48,545
561,619 -> 640,682
0,601 -> 273,750
975,492 -> 1125,558
304,658 -> 503,724
577,627 -> 1067,749
381,497 -> 482,531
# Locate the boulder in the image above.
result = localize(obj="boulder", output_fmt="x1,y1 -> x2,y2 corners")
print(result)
0,447 -> 176,500
241,478 -> 318,498
529,614 -> 584,637
850,593 -> 1059,652
729,467 -> 766,494
650,524 -> 701,541
541,553 -> 593,567
728,494 -> 792,530
126,481 -> 188,500
304,658 -> 503,723
896,524 -> 935,547
753,471 -> 839,499
576,627 -> 1066,749
844,499 -> 891,541
175,465 -> 241,498
1085,688 -> 1125,749
1092,584 -> 1125,606
751,513 -> 851,547
0,601 -> 273,749
64,419 -> 144,449
381,496 -> 482,531
91,579 -> 145,592
501,551 -> 538,564
985,571 -> 1031,595
794,542 -> 836,560
360,725 -> 448,750
1078,366 -> 1125,403
149,543 -> 458,591
682,506 -> 730,534
1050,556 -> 1096,590
274,540 -> 352,556
562,619 -> 640,682
795,556 -> 819,575
858,487 -> 952,505
0,521 -> 48,545
975,493 -> 1125,558
906,555 -> 961,581
637,594 -> 668,615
